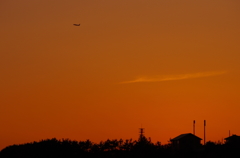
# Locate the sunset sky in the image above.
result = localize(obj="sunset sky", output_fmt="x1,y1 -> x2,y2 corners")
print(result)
1,0 -> 240,150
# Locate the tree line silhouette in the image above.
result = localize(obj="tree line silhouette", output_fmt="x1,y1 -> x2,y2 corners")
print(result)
1,135 -> 240,158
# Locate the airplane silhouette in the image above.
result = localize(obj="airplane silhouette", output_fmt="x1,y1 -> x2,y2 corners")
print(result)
73,24 -> 80,26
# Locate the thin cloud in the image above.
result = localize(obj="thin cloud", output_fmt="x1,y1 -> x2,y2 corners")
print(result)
120,71 -> 227,84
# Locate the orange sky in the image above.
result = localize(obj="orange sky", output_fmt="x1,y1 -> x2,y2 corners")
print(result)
1,0 -> 240,150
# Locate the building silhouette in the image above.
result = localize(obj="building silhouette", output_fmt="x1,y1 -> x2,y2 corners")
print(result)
224,134 -> 240,145
170,133 -> 202,152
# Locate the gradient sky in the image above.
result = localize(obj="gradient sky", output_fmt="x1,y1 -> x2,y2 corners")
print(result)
1,0 -> 240,150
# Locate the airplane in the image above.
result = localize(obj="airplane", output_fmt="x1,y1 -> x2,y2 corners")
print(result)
73,24 -> 80,26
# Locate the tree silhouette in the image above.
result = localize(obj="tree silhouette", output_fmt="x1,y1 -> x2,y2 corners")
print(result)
1,136 -> 240,158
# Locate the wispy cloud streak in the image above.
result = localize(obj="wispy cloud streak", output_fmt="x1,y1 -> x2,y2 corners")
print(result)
120,71 -> 227,84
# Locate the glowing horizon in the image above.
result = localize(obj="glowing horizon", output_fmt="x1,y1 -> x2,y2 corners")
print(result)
1,0 -> 240,151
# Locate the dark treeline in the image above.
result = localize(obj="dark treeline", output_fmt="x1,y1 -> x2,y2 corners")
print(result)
1,136 -> 240,158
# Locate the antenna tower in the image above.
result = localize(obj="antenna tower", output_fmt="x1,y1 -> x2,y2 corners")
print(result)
139,126 -> 145,140
193,120 -> 196,135
204,120 -> 206,145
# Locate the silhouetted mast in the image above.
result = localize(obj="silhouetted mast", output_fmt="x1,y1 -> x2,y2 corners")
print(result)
204,120 -> 206,145
139,127 -> 145,140
193,120 -> 196,135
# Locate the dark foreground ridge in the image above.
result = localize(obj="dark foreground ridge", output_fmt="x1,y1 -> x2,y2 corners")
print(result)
1,135 -> 240,158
